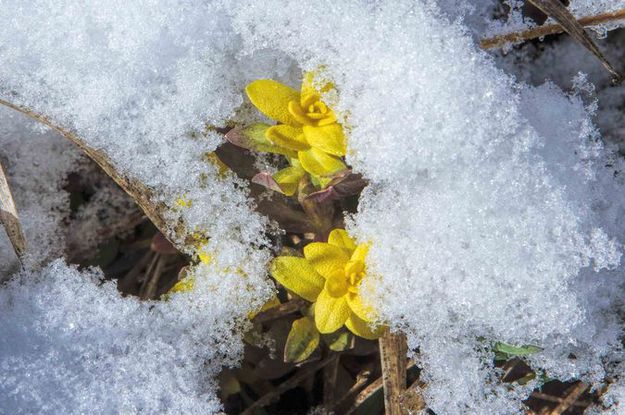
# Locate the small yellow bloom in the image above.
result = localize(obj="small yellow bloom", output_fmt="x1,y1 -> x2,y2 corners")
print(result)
245,73 -> 348,178
270,229 -> 383,339
170,276 -> 195,293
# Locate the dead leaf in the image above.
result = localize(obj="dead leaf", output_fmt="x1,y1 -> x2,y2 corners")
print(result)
306,170 -> 367,203
252,172 -> 284,194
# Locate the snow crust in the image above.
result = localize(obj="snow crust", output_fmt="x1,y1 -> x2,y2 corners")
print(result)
1,0 -> 625,413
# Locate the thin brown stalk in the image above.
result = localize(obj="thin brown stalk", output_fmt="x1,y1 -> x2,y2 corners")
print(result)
331,369 -> 373,412
0,159 -> 26,264
345,377 -> 384,415
548,382 -> 588,415
481,9 -> 625,50
379,330 -> 408,415
140,255 -> 167,299
241,356 -> 335,414
531,391 -> 588,407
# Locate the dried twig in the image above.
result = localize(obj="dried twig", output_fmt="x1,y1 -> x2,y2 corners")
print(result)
530,391 -> 588,407
481,8 -> 625,49
482,7 -> 625,81
331,369 -> 373,412
345,377 -> 384,415
548,382 -> 588,415
140,255 -> 167,300
0,159 -> 26,263
241,356 -> 335,414
379,330 -> 408,415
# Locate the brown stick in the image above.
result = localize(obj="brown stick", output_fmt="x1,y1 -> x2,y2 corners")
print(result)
531,391 -> 588,407
548,382 -> 588,415
481,9 -> 625,50
140,255 -> 167,300
379,330 -> 408,415
0,160 -> 26,263
346,377 -> 384,415
241,356 -> 335,414
331,369 -> 373,412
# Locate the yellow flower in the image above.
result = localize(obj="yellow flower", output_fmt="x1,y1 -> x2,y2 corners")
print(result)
245,73 -> 348,178
270,229 -> 383,339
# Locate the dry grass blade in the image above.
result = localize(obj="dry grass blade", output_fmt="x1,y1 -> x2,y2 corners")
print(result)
548,382 -> 587,415
241,356 -> 335,414
345,377 -> 383,415
0,97 -> 179,245
0,160 -> 26,262
525,0 -> 620,81
480,9 -> 625,49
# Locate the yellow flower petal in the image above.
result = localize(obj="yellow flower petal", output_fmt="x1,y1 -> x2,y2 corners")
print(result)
304,242 -> 350,279
170,277 -> 195,293
314,289 -> 350,334
246,80 -> 300,126
266,125 -> 309,151
301,71 -> 317,99
298,148 -> 347,177
301,71 -> 334,97
204,152 -> 229,177
347,291 -> 376,322
351,243 -> 369,263
303,124 -> 346,156
270,256 -> 324,302
328,229 -> 357,253
273,166 -> 306,196
344,313 -> 384,340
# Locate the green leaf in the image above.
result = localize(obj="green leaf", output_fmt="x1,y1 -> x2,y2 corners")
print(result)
493,342 -> 542,357
322,330 -> 352,352
273,166 -> 306,196
224,124 -> 297,158
284,316 -> 320,363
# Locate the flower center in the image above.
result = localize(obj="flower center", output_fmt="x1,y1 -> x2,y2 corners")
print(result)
345,260 -> 365,293
307,101 -> 329,118
324,260 -> 366,298
289,93 -> 337,127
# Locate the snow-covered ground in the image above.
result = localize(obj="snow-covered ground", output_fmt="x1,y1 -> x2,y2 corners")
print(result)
1,0 -> 625,413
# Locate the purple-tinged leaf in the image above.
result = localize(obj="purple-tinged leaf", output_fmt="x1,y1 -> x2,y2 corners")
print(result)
252,172 -> 285,194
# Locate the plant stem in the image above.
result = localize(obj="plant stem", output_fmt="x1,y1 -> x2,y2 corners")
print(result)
480,8 -> 625,50
241,356 -> 335,414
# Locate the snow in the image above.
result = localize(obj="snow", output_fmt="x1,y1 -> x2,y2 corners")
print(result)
0,259 -> 255,413
1,0 -> 625,413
